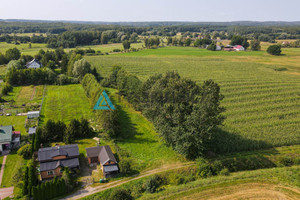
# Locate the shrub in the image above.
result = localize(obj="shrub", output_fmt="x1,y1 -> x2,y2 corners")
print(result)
219,168 -> 230,176
197,159 -> 213,178
119,158 -> 133,175
109,189 -> 133,200
267,45 -> 281,55
278,157 -> 294,166
145,175 -> 165,193
1,83 -> 13,95
113,49 -> 121,52
17,144 -> 32,159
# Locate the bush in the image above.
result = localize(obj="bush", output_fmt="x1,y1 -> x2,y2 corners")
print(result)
17,144 -> 32,159
279,157 -> 294,166
219,168 -> 230,176
197,158 -> 213,178
113,49 -> 121,52
267,45 -> 281,55
119,158 -> 133,175
56,74 -> 79,85
145,175 -> 165,193
1,83 -> 13,95
109,189 -> 133,200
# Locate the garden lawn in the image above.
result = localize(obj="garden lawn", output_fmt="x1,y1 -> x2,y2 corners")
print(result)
0,153 -> 25,188
0,116 -> 27,135
40,84 -> 95,124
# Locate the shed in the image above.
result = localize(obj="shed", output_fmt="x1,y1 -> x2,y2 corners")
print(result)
27,111 -> 40,119
28,127 -> 36,135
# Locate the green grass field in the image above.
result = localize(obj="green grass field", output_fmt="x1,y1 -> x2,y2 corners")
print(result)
86,46 -> 300,152
0,42 -> 48,56
40,84 -> 95,124
0,153 -> 25,188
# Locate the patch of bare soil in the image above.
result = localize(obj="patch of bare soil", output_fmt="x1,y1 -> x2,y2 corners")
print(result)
180,183 -> 300,200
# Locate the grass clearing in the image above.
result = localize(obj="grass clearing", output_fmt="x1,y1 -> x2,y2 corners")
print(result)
0,153 -> 25,188
0,42 -> 48,56
86,46 -> 300,152
108,89 -> 185,171
40,84 -> 95,124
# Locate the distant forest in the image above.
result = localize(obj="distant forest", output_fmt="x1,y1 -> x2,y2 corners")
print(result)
0,20 -> 300,48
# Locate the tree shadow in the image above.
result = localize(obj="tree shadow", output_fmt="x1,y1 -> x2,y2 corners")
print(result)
209,127 -> 278,156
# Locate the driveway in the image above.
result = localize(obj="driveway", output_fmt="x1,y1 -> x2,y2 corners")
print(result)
0,155 -> 7,186
0,187 -> 14,199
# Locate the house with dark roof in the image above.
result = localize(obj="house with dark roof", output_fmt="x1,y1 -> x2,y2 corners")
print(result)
86,146 -> 119,178
38,144 -> 80,180
0,126 -> 20,154
25,59 -> 42,69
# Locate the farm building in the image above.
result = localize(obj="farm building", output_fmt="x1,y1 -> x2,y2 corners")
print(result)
38,144 -> 80,180
224,45 -> 235,51
86,145 -> 119,178
27,111 -> 40,119
25,59 -> 42,69
216,45 -> 222,51
0,126 -> 20,154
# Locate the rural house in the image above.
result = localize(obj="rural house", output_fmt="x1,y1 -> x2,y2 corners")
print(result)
25,58 -> 42,69
0,125 -> 20,154
27,111 -> 40,119
38,144 -> 80,180
233,45 -> 245,51
86,146 -> 119,178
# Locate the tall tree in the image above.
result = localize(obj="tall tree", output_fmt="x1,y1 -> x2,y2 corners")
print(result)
5,47 -> 21,61
22,166 -> 29,195
34,128 -> 41,151
122,40 -> 131,51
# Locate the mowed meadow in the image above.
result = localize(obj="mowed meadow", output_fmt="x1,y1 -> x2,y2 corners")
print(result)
86,46 -> 300,152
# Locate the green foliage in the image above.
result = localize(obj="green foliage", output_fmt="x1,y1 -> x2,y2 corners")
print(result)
144,37 -> 160,48
34,128 -> 41,151
98,110 -> 121,139
219,168 -> 230,176
67,52 -> 82,76
72,58 -> 92,80
56,74 -> 79,85
81,73 -> 103,106
5,68 -> 57,86
32,177 -> 67,200
17,144 -> 32,159
230,35 -> 250,49
250,39 -> 261,51
109,189 -> 134,200
119,157 -> 133,175
22,166 -> 29,195
46,60 -> 56,70
145,175 -> 165,193
27,160 -> 37,196
5,47 -> 21,61
1,83 -> 13,95
7,59 -> 24,71
197,158 -> 213,178
122,40 -> 131,50
267,45 -> 282,55
207,43 -> 217,51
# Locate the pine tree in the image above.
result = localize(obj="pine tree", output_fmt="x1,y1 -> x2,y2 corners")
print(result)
22,166 -> 29,195
31,133 -> 35,155
27,161 -> 37,196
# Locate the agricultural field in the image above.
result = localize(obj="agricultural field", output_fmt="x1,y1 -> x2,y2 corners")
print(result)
65,42 -> 144,54
86,46 -> 300,152
40,84 -> 95,124
0,42 -> 48,56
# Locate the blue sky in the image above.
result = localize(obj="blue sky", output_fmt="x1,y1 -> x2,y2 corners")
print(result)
0,0 -> 299,22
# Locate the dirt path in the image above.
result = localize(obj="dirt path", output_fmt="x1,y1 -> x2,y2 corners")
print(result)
0,187 -> 14,199
177,183 -> 300,200
61,162 -> 195,200
0,155 -> 7,186
30,86 -> 37,100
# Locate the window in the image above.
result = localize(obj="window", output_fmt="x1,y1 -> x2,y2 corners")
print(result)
47,170 -> 54,175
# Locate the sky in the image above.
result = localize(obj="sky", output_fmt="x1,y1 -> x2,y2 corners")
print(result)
0,0 -> 299,22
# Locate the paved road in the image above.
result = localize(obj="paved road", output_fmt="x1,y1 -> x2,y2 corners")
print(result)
0,155 -> 7,186
0,187 -> 14,199
61,162 -> 195,200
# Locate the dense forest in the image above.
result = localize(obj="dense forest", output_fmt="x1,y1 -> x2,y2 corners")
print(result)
1,21 -> 300,48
